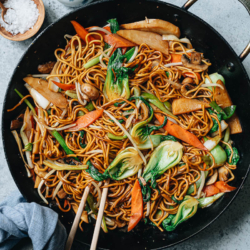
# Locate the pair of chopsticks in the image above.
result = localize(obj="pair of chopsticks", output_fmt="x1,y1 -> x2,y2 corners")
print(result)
65,181 -> 109,250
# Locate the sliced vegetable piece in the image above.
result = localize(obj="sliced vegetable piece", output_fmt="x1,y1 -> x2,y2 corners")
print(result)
107,18 -> 119,33
120,19 -> 180,37
184,72 -> 201,80
104,147 -> 143,180
225,146 -> 240,165
71,21 -> 94,43
23,77 -> 68,109
203,184 -> 220,197
14,89 -> 36,115
68,109 -> 103,131
108,133 -> 127,140
187,171 -> 208,195
50,130 -> 79,161
203,135 -> 221,151
164,196 -> 198,231
117,30 -> 169,55
52,81 -> 75,91
128,180 -> 144,232
141,92 -> 175,117
172,98 -> 209,115
43,160 -> 87,170
142,141 -> 183,188
198,193 -> 224,208
214,181 -> 237,193
155,114 -> 207,151
104,33 -> 136,48
65,90 -> 78,99
214,80 -> 242,134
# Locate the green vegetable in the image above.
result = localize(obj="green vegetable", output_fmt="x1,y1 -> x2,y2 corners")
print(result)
107,18 -> 119,33
24,142 -> 33,152
103,48 -> 132,101
77,110 -> 85,117
107,133 -> 127,140
162,214 -> 175,230
166,72 -> 170,77
198,193 -> 224,208
79,131 -> 86,148
209,101 -> 236,120
223,127 -> 230,143
86,161 -> 109,181
137,135 -> 177,150
43,160 -> 87,170
139,180 -> 151,202
14,89 -> 36,116
142,141 -> 183,188
85,101 -> 95,111
141,92 -> 175,117
65,90 -> 78,99
133,86 -> 141,106
87,193 -> 108,233
84,56 -> 101,69
205,72 -> 225,91
124,47 -> 136,62
58,88 -> 62,93
104,147 -> 143,180
164,101 -> 172,112
109,119 -> 124,123
51,130 -> 79,161
163,196 -> 198,231
47,109 -> 51,115
104,42 -> 110,51
208,109 -> 222,134
203,137 -> 227,166
171,195 -> 183,205
225,147 -> 240,165
187,171 -> 209,195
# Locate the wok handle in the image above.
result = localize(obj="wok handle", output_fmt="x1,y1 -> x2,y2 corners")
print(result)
182,0 -> 250,62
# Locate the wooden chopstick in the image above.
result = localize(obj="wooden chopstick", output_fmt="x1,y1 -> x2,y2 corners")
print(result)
90,180 -> 109,250
65,185 -> 90,250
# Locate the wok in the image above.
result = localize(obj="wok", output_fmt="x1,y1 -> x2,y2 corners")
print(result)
2,0 -> 250,249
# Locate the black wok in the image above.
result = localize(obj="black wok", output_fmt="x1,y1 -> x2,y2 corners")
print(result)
2,0 -> 250,249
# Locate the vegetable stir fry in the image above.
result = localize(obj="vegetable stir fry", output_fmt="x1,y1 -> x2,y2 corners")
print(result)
8,17 -> 241,233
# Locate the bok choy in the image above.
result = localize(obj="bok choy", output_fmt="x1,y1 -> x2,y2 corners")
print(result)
162,196 -> 198,231
142,141 -> 183,188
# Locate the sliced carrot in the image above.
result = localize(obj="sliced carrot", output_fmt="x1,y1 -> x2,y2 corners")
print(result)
52,81 -> 75,91
104,33 -> 136,48
69,109 -> 104,131
155,114 -> 207,151
214,181 -> 237,193
128,180 -> 143,232
171,54 -> 182,63
203,184 -> 220,197
71,21 -> 98,44
184,72 -> 201,80
171,53 -> 191,63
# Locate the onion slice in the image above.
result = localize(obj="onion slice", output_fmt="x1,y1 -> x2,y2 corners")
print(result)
103,110 -> 147,165
195,170 -> 206,199
164,62 -> 183,68
38,169 -> 56,204
25,83 -> 50,109
88,27 -> 111,35
91,181 -> 102,208
12,130 -> 31,177
52,171 -> 71,200
162,34 -> 192,48
201,83 -> 224,89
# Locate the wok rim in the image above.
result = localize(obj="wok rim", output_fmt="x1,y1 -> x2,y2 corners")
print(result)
2,0 -> 250,249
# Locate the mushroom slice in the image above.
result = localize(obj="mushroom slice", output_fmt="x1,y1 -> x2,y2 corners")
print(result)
81,83 -> 99,101
206,169 -> 218,185
181,53 -> 209,71
218,166 -> 229,182
190,52 -> 202,65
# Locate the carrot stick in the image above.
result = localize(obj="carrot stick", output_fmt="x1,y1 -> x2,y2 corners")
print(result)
184,72 -> 201,80
69,109 -> 104,131
128,180 -> 143,232
71,21 -> 96,43
52,81 -> 75,91
104,33 -> 136,48
203,184 -> 220,197
214,181 -> 236,193
155,114 -> 207,151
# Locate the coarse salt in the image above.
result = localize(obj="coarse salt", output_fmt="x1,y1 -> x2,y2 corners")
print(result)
0,0 -> 39,35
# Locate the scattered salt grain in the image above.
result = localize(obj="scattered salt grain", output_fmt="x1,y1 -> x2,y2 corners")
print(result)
0,0 -> 39,35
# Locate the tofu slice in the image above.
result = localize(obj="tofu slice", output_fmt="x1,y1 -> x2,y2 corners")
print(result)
117,30 -> 169,55
120,19 -> 180,38
214,80 -> 242,134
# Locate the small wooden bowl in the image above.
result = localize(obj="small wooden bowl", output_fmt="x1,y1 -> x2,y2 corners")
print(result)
0,0 -> 45,41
